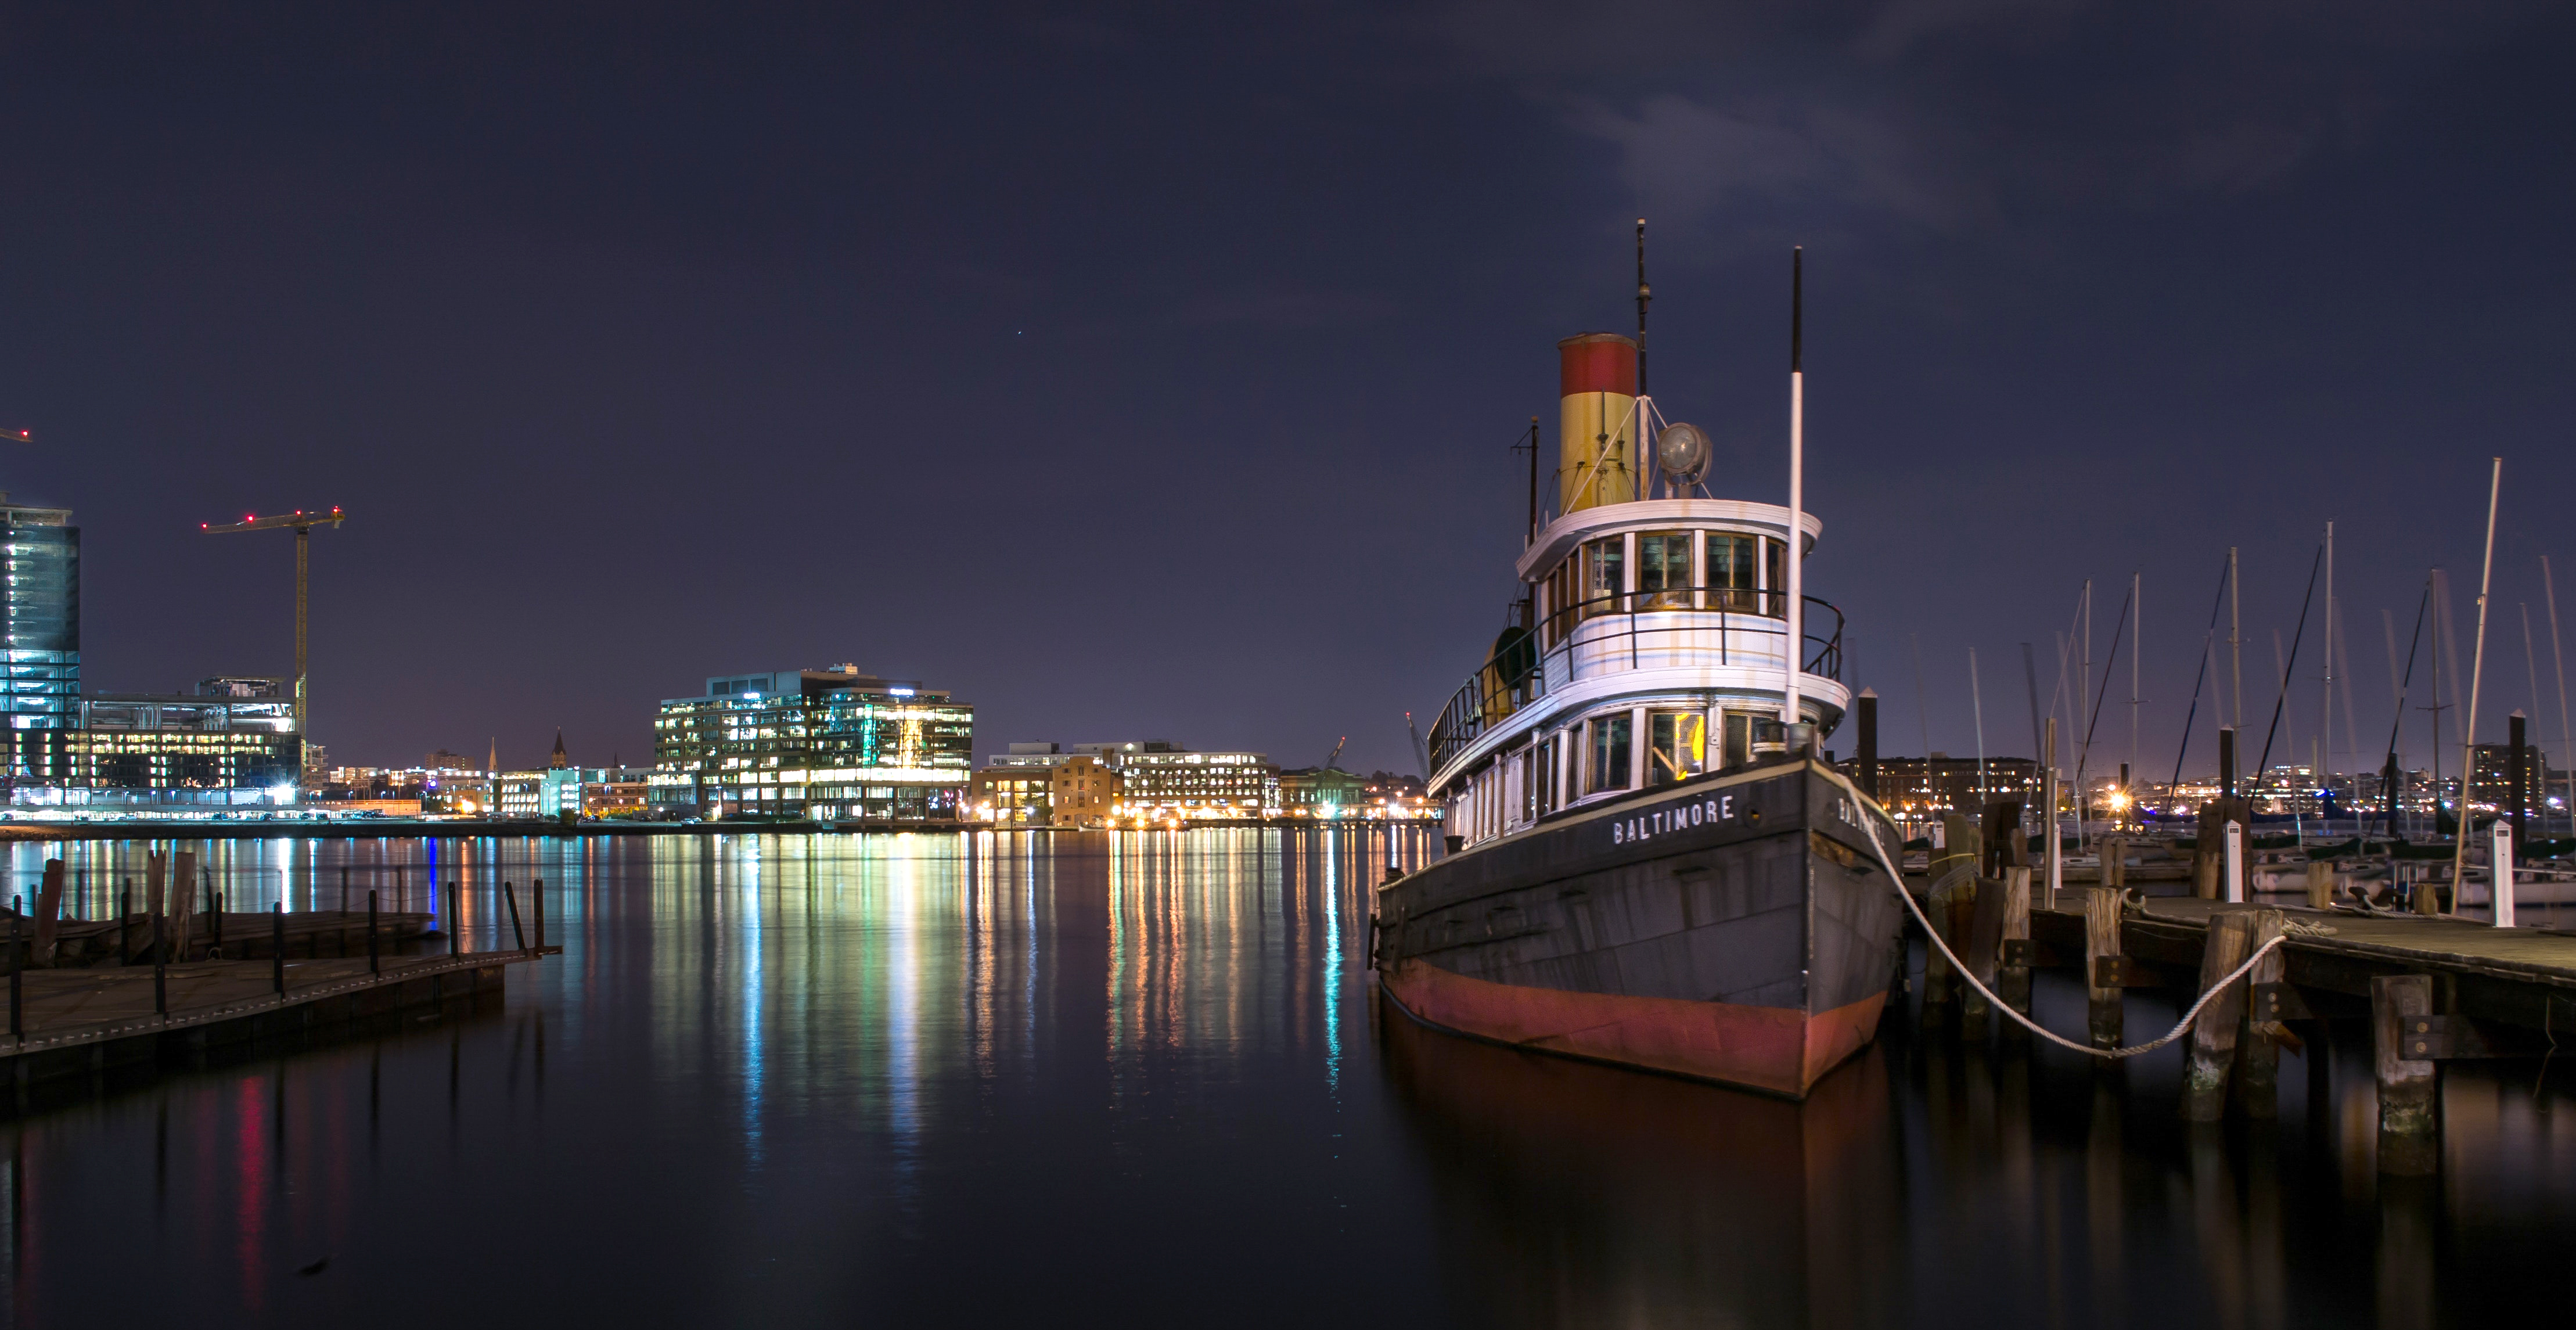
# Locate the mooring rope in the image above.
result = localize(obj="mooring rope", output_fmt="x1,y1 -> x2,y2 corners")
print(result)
1860,818 -> 2288,1061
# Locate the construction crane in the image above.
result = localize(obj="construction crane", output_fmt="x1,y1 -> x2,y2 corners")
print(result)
202,506 -> 346,765
1405,712 -> 1429,782
1321,735 -> 1347,772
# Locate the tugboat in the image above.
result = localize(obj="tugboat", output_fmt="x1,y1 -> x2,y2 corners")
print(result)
1375,235 -> 1906,1099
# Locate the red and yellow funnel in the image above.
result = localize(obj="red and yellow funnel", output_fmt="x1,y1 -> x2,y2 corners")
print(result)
1557,333 -> 1638,512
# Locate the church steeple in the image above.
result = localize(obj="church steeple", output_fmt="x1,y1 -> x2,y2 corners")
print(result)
549,728 -> 569,770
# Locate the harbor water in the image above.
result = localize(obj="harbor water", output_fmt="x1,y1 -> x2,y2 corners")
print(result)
2,830 -> 2573,1327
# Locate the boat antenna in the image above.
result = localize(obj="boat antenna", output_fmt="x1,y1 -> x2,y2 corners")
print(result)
1782,246 -> 1805,736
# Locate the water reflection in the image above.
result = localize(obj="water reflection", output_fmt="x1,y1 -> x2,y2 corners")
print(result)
0,828 -> 2568,1327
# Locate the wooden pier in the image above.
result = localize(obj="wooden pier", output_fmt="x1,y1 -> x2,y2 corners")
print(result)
0,944 -> 559,1091
1908,856 -> 2576,1174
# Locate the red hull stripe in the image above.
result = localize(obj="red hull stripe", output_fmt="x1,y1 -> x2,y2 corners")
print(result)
1383,958 -> 1887,1099
1557,334 -> 1637,398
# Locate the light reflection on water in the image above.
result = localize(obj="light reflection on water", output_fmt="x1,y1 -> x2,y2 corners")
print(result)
0,829 -> 2570,1328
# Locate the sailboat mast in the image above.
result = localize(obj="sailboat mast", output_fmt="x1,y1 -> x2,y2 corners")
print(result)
1782,247 -> 1805,732
2229,547 -> 2244,729
2548,556 -> 2574,835
2323,522 -> 2335,793
2130,571 -> 2141,803
2449,458 -> 2505,913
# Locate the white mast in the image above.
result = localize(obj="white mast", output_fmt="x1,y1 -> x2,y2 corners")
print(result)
1783,247 -> 1805,734
2322,522 -> 2334,792
2229,548 -> 2244,729
2546,556 -> 2574,836
2451,458 -> 2505,911
1971,647 -> 1987,806
2129,571 -> 2141,802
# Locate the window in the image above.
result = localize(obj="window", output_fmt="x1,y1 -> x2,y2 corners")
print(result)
1589,714 -> 1632,793
1581,537 -> 1624,619
1763,538 -> 1787,618
1648,711 -> 1706,786
1535,736 -> 1557,816
1636,532 -> 1692,610
1704,534 -> 1755,612
1721,711 -> 1754,770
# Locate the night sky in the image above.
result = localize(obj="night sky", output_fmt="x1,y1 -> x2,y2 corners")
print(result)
3,3 -> 2571,781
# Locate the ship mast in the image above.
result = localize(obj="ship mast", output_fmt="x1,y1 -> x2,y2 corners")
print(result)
1783,247 -> 1805,734
1635,218 -> 1654,495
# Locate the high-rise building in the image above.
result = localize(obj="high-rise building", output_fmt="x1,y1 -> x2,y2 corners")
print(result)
650,665 -> 974,819
1,493 -> 78,786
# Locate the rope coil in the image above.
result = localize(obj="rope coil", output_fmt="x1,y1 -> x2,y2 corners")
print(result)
1862,818 -> 2287,1060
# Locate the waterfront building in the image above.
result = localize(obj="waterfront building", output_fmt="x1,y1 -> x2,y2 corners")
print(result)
1277,767 -> 1367,816
1,493 -> 79,788
1073,741 -> 1275,819
17,688 -> 302,809
652,666 -> 973,819
1855,754 -> 2043,821
969,747 -> 1124,827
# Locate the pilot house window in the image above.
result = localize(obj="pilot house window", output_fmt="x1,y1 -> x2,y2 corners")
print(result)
1636,533 -> 1692,610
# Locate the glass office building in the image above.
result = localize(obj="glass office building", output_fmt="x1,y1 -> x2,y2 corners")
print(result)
652,666 -> 974,819
1,497 -> 78,788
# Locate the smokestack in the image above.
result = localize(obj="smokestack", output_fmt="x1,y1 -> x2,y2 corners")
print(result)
1557,333 -> 1638,513
2219,725 -> 2237,800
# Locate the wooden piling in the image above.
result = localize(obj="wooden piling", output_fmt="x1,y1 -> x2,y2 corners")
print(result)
1998,867 -> 2032,1021
2305,861 -> 2334,910
2181,911 -> 2256,1121
504,881 -> 527,953
32,860 -> 64,966
2232,908 -> 2286,1119
9,896 -> 21,1037
368,890 -> 380,975
172,849 -> 198,961
2373,974 -> 2439,1176
1923,876 -> 1967,1027
272,903 -> 286,997
2084,887 -> 2124,1050
2100,837 -> 2126,889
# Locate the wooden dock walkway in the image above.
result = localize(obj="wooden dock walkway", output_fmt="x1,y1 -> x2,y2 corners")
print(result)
2023,893 -> 2576,1028
0,945 -> 560,1091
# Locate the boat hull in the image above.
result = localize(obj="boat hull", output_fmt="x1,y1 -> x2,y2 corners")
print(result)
1375,759 -> 1904,1099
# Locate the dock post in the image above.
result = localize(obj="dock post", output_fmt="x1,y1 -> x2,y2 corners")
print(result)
1998,867 -> 2032,1020
534,876 -> 544,952
2492,821 -> 2516,928
2372,974 -> 2439,1175
208,868 -> 222,956
368,890 -> 379,975
503,881 -> 528,954
152,911 -> 167,1017
2084,887 -> 2124,1049
33,860 -> 63,967
2181,910 -> 2256,1120
2304,861 -> 2333,910
9,896 -> 20,1040
272,903 -> 286,997
448,879 -> 459,957
2233,908 -> 2286,1119
118,883 -> 130,966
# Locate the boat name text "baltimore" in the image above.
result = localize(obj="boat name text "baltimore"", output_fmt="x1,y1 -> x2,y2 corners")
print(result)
1609,793 -> 1735,846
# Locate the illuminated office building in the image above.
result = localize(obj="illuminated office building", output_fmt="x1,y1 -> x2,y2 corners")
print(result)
652,665 -> 973,819
1,494 -> 78,787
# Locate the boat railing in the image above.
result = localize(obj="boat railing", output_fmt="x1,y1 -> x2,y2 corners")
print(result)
1426,589 -> 1844,774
